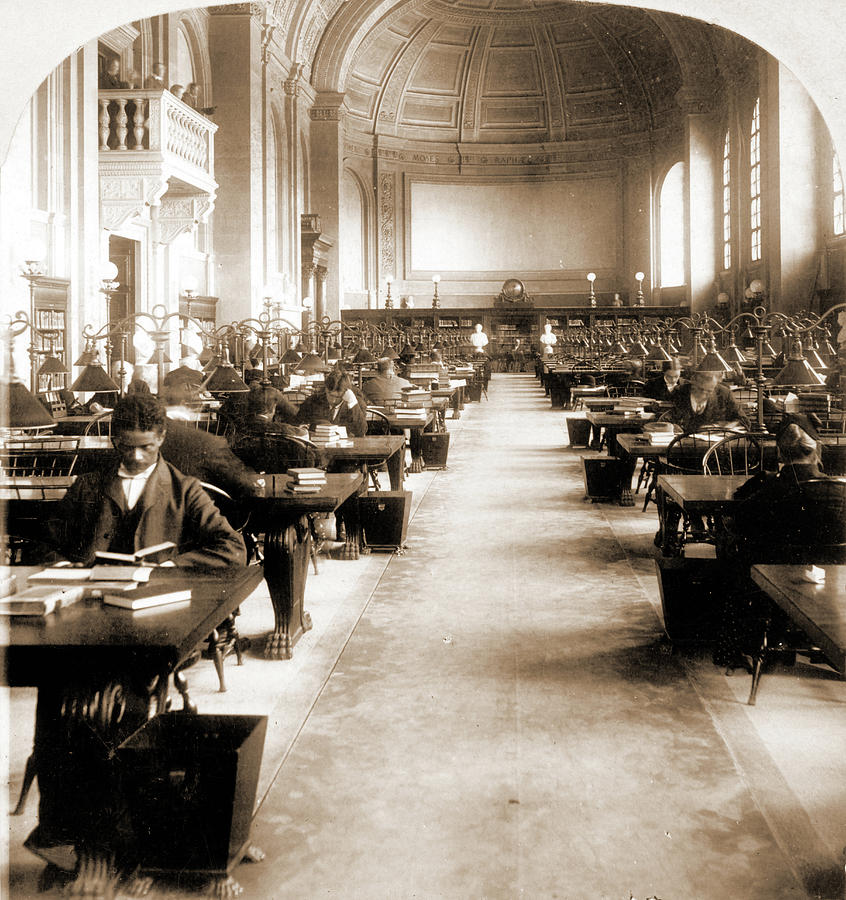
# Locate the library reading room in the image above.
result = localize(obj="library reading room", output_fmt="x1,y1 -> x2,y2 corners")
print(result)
2,1 -> 846,898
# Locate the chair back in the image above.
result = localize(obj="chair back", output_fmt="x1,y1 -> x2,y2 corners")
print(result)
83,411 -> 112,436
366,406 -> 392,435
702,433 -> 763,475
38,391 -> 67,419
0,437 -> 80,477
742,477 -> 846,564
664,430 -> 734,475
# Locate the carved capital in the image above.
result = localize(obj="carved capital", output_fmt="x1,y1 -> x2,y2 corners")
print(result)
310,92 -> 346,122
284,63 -> 305,96
315,265 -> 328,283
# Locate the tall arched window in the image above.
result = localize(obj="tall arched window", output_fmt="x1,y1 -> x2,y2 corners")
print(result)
750,97 -> 761,262
834,151 -> 844,237
660,162 -> 685,287
722,129 -> 732,270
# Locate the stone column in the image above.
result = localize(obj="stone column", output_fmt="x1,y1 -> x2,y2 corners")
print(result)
309,92 -> 345,319
315,265 -> 328,321
208,5 -> 263,323
677,86 -> 717,314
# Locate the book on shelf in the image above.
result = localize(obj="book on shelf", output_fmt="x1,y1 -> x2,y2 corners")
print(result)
102,585 -> 192,611
93,541 -> 176,565
1,585 -> 85,616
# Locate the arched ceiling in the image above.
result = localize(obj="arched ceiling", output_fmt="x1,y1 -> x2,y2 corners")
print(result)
310,0 -> 722,144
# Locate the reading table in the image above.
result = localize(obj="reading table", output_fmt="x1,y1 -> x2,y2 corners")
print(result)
2,565 -> 265,897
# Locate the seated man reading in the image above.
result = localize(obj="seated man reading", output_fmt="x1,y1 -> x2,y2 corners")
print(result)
295,370 -> 367,437
666,369 -> 747,432
47,393 -> 245,567
363,357 -> 412,403
643,359 -> 682,401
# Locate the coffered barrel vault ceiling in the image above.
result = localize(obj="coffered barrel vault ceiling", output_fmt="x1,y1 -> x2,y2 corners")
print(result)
311,0 -> 722,144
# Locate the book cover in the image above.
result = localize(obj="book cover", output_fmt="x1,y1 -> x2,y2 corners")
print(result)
0,585 -> 85,616
94,541 -> 176,564
28,567 -> 95,583
103,585 -> 192,610
88,566 -> 154,583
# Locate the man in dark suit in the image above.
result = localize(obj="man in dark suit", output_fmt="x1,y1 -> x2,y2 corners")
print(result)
295,370 -> 367,436
666,370 -> 747,432
643,360 -> 682,401
48,393 -> 245,567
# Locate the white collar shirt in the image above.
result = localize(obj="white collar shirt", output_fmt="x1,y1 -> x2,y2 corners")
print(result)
117,459 -> 157,510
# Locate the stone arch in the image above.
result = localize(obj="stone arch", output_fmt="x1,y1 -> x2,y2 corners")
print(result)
175,9 -> 212,104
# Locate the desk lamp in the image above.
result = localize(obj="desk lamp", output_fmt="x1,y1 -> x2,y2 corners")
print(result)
772,337 -> 825,386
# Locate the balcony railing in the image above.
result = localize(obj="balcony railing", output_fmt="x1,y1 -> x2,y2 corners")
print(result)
98,89 -> 216,180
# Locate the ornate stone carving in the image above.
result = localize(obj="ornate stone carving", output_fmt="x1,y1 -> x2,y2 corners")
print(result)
208,3 -> 263,15
99,172 -> 168,232
461,28 -> 489,132
156,194 -> 215,245
379,172 -> 395,278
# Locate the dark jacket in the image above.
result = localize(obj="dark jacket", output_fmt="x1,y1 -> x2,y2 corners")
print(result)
643,373 -> 679,402
48,457 -> 246,567
294,391 -> 367,437
161,420 -> 263,498
667,382 -> 746,433
362,373 -> 412,403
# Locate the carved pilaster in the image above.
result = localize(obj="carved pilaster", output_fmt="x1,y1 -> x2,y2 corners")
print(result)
379,172 -> 396,280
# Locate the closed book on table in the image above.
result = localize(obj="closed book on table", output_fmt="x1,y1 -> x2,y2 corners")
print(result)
359,491 -> 411,550
103,585 -> 192,610
0,585 -> 85,616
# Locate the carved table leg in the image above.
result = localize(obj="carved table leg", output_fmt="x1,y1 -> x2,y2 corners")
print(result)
408,428 -> 425,473
338,492 -> 364,560
262,515 -> 313,659
386,445 -> 404,491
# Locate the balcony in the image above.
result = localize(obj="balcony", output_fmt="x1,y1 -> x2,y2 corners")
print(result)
98,89 -> 218,240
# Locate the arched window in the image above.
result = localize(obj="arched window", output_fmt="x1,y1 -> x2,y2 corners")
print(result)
175,27 -> 194,89
834,151 -> 844,237
750,97 -> 761,262
722,129 -> 732,270
341,170 -> 366,295
660,162 -> 685,287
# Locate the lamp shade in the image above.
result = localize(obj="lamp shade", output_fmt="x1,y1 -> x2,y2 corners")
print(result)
203,364 -> 250,393
70,365 -> 120,393
280,347 -> 303,365
353,347 -> 376,364
382,344 -> 400,360
772,339 -> 825,386
295,352 -> 329,375
646,343 -> 672,362
74,347 -> 98,366
696,348 -> 733,374
37,354 -> 66,376
5,381 -> 55,426
163,365 -> 204,387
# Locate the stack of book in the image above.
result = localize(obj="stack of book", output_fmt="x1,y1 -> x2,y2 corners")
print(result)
401,388 -> 432,404
311,424 -> 352,447
647,431 -> 675,446
286,467 -> 327,493
392,406 -> 428,423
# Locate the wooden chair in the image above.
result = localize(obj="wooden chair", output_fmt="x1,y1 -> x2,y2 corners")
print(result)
0,439 -> 79,477
83,411 -> 112,437
702,433 -> 763,475
230,431 -> 324,474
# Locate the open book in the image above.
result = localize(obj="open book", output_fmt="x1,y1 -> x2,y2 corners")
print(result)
94,541 -> 176,565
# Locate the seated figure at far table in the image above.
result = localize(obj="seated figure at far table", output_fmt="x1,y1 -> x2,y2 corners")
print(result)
46,393 -> 246,567
363,357 -> 412,403
643,359 -> 683,401
665,369 -> 747,433
295,369 -> 367,437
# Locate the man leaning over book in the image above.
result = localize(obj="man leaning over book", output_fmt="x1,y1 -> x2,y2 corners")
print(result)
46,393 -> 245,568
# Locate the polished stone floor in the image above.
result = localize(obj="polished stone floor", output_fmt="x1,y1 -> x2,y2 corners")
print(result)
4,373 -> 845,899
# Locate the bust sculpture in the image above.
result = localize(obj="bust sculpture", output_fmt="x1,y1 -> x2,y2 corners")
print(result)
540,323 -> 557,356
469,323 -> 489,353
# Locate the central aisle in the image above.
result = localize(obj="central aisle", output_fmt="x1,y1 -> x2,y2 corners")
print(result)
241,374 -> 803,899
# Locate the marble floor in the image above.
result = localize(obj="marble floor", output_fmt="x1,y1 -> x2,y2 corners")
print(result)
3,373 -> 845,899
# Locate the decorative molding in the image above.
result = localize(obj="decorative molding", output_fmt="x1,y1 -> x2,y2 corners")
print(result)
379,172 -> 396,278
675,86 -> 714,115
208,3 -> 263,15
99,170 -> 168,232
376,20 -> 441,127
462,27 -> 487,133
310,93 -> 346,121
98,23 -> 141,54
156,194 -> 215,245
301,213 -> 322,233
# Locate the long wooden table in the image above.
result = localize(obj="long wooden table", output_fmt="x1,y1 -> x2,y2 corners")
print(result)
657,474 -> 749,514
749,564 -> 846,704
2,565 -> 266,895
